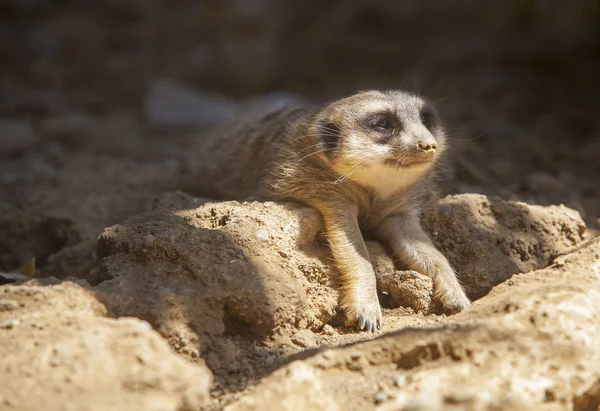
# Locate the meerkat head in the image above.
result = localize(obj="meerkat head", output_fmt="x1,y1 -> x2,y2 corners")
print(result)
311,90 -> 446,190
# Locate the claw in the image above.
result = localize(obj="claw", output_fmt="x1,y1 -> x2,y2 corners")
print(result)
359,316 -> 366,330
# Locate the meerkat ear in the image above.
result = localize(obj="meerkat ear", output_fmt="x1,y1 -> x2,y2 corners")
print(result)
317,120 -> 341,158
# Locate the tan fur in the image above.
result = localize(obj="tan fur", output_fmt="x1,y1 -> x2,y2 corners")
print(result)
192,90 -> 470,332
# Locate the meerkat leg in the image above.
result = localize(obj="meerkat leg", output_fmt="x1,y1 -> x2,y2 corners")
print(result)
319,205 -> 383,332
376,212 -> 471,313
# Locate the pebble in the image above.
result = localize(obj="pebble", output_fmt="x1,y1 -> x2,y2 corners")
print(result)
322,324 -> 335,335
0,300 -> 19,311
137,321 -> 152,331
395,375 -> 407,388
255,228 -> 270,241
374,391 -> 389,403
0,319 -> 19,329
143,234 -> 156,247
292,329 -> 317,348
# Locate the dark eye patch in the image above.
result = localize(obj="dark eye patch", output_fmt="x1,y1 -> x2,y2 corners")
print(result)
363,111 -> 398,132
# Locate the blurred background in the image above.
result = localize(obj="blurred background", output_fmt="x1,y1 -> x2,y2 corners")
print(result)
1,0 -> 599,273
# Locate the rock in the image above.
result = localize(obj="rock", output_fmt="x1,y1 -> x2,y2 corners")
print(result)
144,77 -> 236,128
89,192 -> 591,364
321,324 -> 335,335
0,318 -> 19,329
422,194 -> 587,299
225,239 -> 600,410
225,362 -> 339,411
374,391 -> 389,404
0,120 -> 38,155
0,281 -> 212,411
43,239 -> 97,279
143,77 -> 310,129
368,241 -> 435,313
0,152 -> 184,274
255,228 -> 270,241
92,192 -> 338,356
380,270 -> 435,314
292,329 -> 317,348
0,300 -> 19,311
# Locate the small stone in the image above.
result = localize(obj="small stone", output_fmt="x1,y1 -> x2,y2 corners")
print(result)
255,228 -> 270,241
395,375 -> 407,388
322,324 -> 335,335
265,355 -> 276,366
374,391 -> 389,403
143,234 -> 156,247
206,351 -> 221,369
0,319 -> 19,329
292,329 -> 317,348
137,321 -> 152,331
350,353 -> 361,360
0,300 -> 19,311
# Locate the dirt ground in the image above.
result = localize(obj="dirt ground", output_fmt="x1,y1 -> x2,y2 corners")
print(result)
1,1 -> 600,410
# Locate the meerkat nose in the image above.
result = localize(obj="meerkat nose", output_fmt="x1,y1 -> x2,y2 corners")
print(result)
416,142 -> 438,152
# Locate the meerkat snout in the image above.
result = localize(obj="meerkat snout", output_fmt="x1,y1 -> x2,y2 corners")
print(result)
416,141 -> 438,152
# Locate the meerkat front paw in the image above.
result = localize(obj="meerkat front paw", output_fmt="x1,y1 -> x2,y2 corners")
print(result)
437,283 -> 471,314
344,293 -> 383,333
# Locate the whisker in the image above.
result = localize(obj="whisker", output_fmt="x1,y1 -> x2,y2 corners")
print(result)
331,163 -> 366,185
289,132 -> 338,144
297,147 -> 337,161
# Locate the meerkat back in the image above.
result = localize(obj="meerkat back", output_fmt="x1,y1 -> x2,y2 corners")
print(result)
188,105 -> 315,200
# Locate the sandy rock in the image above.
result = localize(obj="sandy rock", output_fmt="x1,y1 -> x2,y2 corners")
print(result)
225,362 -> 339,411
92,192 -> 338,355
380,270 -> 435,314
292,329 -> 318,348
0,281 -> 212,411
43,239 -> 97,279
89,192 -> 591,359
0,154 -> 183,272
226,238 -> 600,410
423,194 -> 587,299
368,241 -> 436,314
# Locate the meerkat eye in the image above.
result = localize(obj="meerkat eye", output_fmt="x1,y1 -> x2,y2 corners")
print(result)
365,113 -> 394,132
420,109 -> 434,128
374,118 -> 390,130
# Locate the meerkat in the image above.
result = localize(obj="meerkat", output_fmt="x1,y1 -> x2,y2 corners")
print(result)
192,90 -> 471,332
